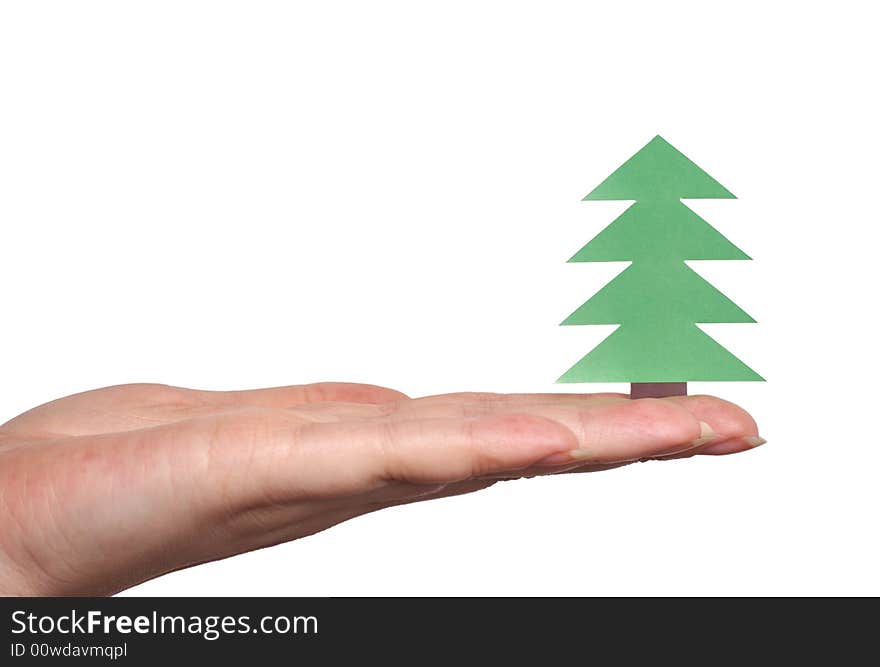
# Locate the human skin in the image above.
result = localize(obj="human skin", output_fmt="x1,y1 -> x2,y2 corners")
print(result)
0,383 -> 763,596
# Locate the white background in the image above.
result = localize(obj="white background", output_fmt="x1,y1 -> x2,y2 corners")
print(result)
1,1 -> 877,596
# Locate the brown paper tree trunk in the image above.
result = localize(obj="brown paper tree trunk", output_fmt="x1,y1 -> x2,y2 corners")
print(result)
630,382 -> 687,399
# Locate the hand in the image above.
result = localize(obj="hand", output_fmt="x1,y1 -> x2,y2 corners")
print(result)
0,383 -> 763,596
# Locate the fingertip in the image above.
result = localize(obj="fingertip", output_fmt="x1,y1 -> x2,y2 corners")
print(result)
666,394 -> 759,443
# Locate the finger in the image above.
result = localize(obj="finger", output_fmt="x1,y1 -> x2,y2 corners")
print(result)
414,391 -> 629,401
381,393 -> 627,420
258,391 -> 714,432
273,393 -> 629,425
270,399 -> 708,498
658,395 -> 763,457
514,398 -> 709,464
269,413 -> 579,495
266,392 -> 683,436
403,391 -> 628,412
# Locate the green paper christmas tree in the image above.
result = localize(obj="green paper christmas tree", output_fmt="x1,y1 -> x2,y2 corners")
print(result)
558,135 -> 763,398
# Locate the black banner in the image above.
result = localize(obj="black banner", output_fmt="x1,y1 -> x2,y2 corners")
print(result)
0,597 -> 868,662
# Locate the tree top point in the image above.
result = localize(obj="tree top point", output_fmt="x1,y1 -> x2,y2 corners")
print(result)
583,136 -> 735,201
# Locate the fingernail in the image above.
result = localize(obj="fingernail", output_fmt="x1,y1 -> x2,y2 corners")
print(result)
691,421 -> 717,448
534,448 -> 593,465
700,435 -> 767,455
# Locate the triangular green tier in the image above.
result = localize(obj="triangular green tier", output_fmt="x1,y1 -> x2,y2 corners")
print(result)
570,200 -> 749,262
562,262 -> 755,326
584,135 -> 735,201
558,324 -> 764,383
